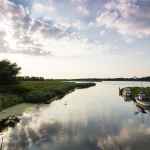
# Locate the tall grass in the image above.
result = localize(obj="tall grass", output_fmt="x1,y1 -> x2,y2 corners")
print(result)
0,81 -> 96,109
0,94 -> 22,110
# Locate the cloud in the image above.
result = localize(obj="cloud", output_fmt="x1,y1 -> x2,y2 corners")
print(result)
97,119 -> 150,150
0,0 -> 71,56
100,30 -> 105,35
87,22 -> 95,28
76,6 -> 89,15
72,20 -> 85,30
3,107 -> 150,150
97,0 -> 150,39
72,0 -> 87,4
30,2 -> 55,19
97,12 -> 118,28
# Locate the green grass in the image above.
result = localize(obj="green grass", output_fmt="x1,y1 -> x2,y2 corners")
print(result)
0,94 -> 22,110
0,81 -> 95,110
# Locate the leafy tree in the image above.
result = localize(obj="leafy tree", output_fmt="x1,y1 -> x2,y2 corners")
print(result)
0,59 -> 22,86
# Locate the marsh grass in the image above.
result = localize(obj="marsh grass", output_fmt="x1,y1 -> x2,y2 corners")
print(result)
120,86 -> 150,99
0,81 -> 96,110
0,94 -> 22,110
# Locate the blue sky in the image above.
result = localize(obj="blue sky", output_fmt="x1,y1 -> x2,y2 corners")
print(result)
0,0 -> 150,78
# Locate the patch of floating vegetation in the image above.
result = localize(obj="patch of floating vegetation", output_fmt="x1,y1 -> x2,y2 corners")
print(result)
0,103 -> 48,120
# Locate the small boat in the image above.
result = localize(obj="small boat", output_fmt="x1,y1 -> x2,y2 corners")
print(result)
135,92 -> 150,107
122,88 -> 131,96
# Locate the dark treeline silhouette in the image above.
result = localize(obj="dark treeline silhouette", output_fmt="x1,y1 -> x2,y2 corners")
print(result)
0,59 -> 21,86
51,76 -> 150,82
21,76 -> 44,81
69,78 -> 102,82
137,76 -> 150,81
100,76 -> 150,81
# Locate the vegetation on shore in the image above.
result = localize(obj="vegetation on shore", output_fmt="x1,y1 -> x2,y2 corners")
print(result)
0,59 -> 22,86
0,59 -> 96,111
120,87 -> 150,99
0,81 -> 96,111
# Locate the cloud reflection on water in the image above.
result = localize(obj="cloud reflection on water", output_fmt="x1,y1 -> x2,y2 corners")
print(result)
1,107 -> 150,150
2,82 -> 150,150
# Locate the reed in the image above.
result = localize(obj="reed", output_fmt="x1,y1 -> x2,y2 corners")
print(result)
0,81 -> 96,109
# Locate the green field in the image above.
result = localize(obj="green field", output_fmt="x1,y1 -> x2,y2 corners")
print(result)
0,81 -> 95,111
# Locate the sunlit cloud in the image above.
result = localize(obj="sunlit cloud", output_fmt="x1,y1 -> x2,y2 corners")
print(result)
0,0 -> 150,77
97,0 -> 150,39
0,0 -> 72,56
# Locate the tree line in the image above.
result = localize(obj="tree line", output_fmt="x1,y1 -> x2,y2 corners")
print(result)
21,76 -> 44,81
0,59 -> 44,86
0,59 -> 150,86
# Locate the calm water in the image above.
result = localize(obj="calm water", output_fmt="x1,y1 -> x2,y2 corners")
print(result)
1,81 -> 150,150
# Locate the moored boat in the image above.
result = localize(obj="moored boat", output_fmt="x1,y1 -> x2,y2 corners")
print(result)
135,92 -> 150,107
122,88 -> 131,96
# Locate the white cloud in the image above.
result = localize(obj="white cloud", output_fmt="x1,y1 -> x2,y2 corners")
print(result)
30,2 -> 55,18
87,22 -> 94,27
97,12 -> 118,28
104,1 -> 117,10
72,20 -> 85,30
100,30 -> 105,35
76,6 -> 89,15
97,0 -> 150,39
0,0 -> 71,56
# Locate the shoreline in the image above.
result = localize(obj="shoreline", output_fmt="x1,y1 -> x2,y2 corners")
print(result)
0,81 -> 96,113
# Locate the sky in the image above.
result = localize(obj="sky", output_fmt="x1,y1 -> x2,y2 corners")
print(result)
0,0 -> 150,79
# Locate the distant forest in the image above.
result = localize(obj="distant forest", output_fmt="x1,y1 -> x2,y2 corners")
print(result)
20,76 -> 150,82
99,76 -> 150,81
52,76 -> 150,82
21,76 -> 44,81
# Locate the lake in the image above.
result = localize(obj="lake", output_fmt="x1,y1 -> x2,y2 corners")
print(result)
1,81 -> 150,150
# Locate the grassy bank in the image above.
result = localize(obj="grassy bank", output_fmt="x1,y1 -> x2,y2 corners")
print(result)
0,81 -> 95,111
120,86 -> 150,99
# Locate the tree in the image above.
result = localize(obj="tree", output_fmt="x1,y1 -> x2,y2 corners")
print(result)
0,59 -> 22,86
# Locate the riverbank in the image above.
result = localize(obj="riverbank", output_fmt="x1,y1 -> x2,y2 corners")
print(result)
0,81 -> 95,111
120,86 -> 150,99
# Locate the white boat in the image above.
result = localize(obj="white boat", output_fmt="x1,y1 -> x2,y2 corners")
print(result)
135,92 -> 150,107
122,88 -> 131,96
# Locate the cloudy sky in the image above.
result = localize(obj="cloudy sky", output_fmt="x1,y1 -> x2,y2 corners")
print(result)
0,0 -> 150,79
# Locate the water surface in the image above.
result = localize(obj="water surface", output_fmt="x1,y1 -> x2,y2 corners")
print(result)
1,81 -> 150,150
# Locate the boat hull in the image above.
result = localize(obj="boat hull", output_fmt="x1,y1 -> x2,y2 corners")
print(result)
122,92 -> 131,96
135,97 -> 150,107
